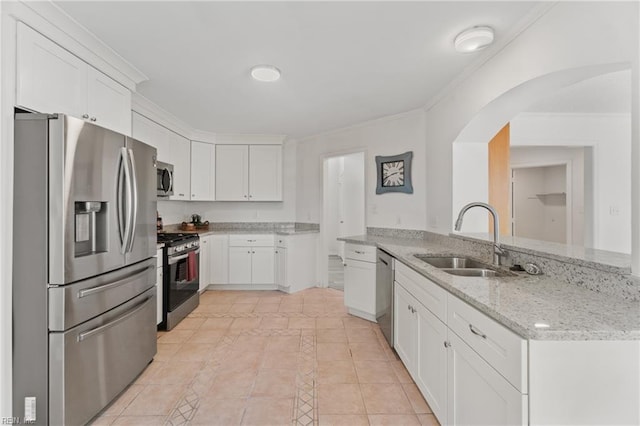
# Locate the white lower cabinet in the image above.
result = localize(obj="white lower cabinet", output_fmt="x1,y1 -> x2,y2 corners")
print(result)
275,246 -> 287,289
447,332 -> 526,426
228,235 -> 274,285
199,235 -> 211,292
275,234 -> 318,293
344,243 -> 377,321
156,248 -> 163,325
210,235 -> 229,285
394,261 -> 527,426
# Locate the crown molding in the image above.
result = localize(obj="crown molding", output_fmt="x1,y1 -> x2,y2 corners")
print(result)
4,0 -> 147,91
131,93 -> 195,138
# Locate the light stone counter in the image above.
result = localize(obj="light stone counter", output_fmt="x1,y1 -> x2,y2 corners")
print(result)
159,222 -> 320,237
340,234 -> 640,341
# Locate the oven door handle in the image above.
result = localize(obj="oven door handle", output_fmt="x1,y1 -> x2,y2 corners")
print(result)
168,249 -> 200,265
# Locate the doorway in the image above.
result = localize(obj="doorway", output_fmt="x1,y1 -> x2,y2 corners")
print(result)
323,152 -> 366,290
511,163 -> 571,244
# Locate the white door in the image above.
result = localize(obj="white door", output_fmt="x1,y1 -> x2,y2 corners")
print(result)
415,302 -> 448,424
16,23 -> 87,118
169,133 -> 191,200
249,145 -> 282,201
190,141 -> 216,201
228,247 -> 252,284
199,236 -> 211,292
210,235 -> 229,284
394,283 -> 417,372
447,332 -> 526,426
251,247 -> 275,284
86,67 -> 132,135
216,145 -> 249,201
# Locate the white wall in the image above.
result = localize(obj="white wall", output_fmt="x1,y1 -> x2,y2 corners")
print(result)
158,140 -> 297,225
296,109 -> 427,230
511,114 -> 630,253
425,2 -> 638,237
452,142 -> 489,232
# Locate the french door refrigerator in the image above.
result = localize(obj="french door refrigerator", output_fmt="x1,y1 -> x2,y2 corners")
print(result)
13,113 -> 158,425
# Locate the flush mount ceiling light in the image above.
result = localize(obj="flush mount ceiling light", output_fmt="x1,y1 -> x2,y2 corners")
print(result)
454,26 -> 494,53
250,64 -> 281,82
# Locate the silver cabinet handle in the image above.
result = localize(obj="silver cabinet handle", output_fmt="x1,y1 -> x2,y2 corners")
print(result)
444,341 -> 451,348
469,324 -> 487,339
90,117 -> 97,122
179,193 -> 185,197
355,250 -> 365,254
378,257 -> 388,265
78,265 -> 153,298
78,296 -> 151,342
82,113 -> 89,119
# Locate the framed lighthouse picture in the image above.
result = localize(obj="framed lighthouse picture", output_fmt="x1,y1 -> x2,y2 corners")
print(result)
375,151 -> 413,194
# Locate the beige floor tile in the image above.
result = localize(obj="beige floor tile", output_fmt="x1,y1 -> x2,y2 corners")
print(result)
134,361 -> 165,385
318,383 -> 366,414
232,335 -> 269,352
112,416 -> 166,425
191,398 -> 246,425
187,328 -> 226,344
418,414 -> 441,426
201,317 -> 234,329
360,383 -> 414,414
347,328 -> 379,343
229,303 -> 257,312
173,317 -> 206,330
368,414 -> 421,425
253,303 -> 281,313
317,360 -> 358,384
88,415 -> 117,425
279,303 -> 303,313
259,317 -> 289,329
391,360 -> 414,384
172,343 -> 215,362
258,296 -> 284,304
265,335 -> 301,352
234,295 -> 260,304
196,303 -> 233,313
230,317 -> 262,329
207,369 -> 257,399
100,384 -> 145,416
317,342 -> 351,361
219,350 -> 263,373
319,414 -> 370,426
316,328 -> 348,343
145,360 -> 204,385
343,316 -> 374,329
262,350 -> 299,369
121,384 -> 186,416
402,383 -> 432,414
350,342 -> 388,361
154,343 -> 181,362
288,317 -> 316,329
241,397 -> 294,425
156,329 -> 195,344
354,360 -> 399,383
251,368 -> 298,398
317,318 -> 345,329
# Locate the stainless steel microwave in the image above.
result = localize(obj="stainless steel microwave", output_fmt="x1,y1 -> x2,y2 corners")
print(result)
157,161 -> 174,197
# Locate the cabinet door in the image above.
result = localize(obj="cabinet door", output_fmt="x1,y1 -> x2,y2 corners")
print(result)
393,283 -> 416,372
251,247 -> 275,285
415,302 -> 448,424
199,236 -> 211,292
16,23 -> 86,118
86,67 -> 132,135
228,247 -> 252,284
132,112 -> 172,161
210,235 -> 229,284
216,145 -> 249,201
156,267 -> 163,325
447,332 -> 526,426
169,133 -> 191,200
190,141 -> 216,201
275,247 -> 287,288
344,259 -> 376,316
249,145 -> 282,201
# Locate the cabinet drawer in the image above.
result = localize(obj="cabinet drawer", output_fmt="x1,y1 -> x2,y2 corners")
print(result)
229,234 -> 274,247
447,294 -> 527,392
395,261 -> 447,322
345,243 -> 377,263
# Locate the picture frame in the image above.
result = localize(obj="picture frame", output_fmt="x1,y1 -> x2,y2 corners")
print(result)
375,151 -> 413,194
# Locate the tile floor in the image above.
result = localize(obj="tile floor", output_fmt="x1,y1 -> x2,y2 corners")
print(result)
91,288 -> 440,426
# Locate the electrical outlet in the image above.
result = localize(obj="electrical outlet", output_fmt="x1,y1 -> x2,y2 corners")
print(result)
609,206 -> 620,216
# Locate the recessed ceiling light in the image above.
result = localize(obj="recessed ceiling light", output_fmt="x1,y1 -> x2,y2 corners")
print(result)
454,26 -> 494,53
250,65 -> 281,82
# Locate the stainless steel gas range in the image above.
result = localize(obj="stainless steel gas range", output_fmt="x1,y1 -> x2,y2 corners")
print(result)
157,233 -> 200,330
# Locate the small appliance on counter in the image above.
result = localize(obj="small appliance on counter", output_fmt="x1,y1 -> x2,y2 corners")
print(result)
157,232 -> 200,330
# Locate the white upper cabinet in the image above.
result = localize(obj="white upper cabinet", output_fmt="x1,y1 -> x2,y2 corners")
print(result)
190,141 -> 216,201
215,144 -> 282,201
168,133 -> 191,201
16,23 -> 131,135
215,145 -> 248,201
131,112 -> 170,159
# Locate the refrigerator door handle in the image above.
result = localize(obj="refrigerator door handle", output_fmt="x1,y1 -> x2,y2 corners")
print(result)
117,148 -> 127,253
126,148 -> 138,253
121,147 -> 134,254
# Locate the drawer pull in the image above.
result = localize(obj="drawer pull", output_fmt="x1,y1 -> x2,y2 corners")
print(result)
378,257 -> 388,266
444,341 -> 451,348
355,250 -> 366,254
469,324 -> 487,339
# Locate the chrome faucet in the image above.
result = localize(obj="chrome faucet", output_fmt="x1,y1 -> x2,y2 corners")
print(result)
454,202 -> 506,266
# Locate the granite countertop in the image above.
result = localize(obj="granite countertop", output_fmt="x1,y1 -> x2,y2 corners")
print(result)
340,234 -> 640,341
159,222 -> 320,237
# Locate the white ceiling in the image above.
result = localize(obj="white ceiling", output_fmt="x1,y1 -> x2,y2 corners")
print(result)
55,1 -> 540,138
524,70 -> 631,114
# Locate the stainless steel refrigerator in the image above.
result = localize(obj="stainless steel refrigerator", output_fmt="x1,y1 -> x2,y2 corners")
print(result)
13,113 -> 158,425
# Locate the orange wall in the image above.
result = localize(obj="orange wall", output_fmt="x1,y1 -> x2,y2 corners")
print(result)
488,123 -> 511,235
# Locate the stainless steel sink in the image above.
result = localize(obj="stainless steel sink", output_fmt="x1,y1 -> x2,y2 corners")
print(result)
440,268 -> 507,277
413,255 -> 492,269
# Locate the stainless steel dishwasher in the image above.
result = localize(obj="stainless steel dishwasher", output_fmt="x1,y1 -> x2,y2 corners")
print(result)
376,249 -> 394,347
